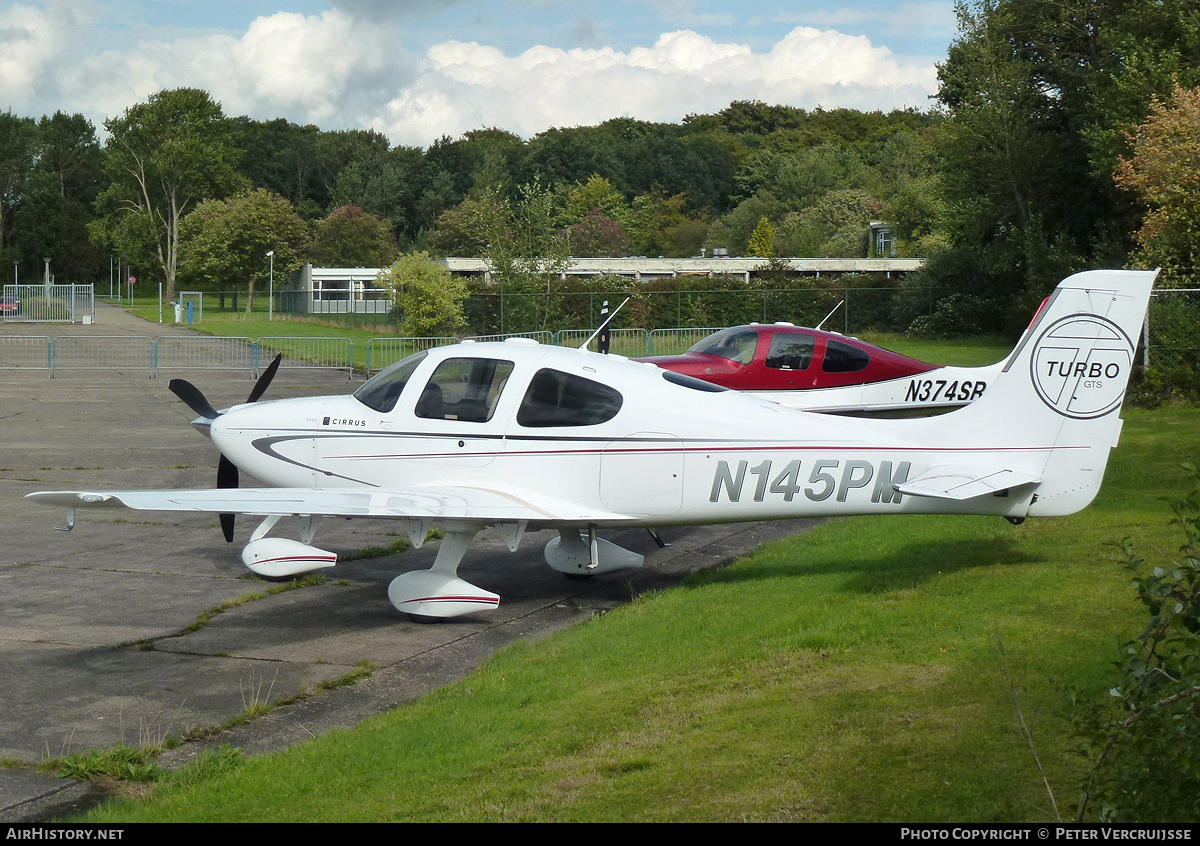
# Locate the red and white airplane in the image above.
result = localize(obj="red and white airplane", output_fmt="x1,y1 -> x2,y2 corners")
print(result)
28,270 -> 1155,621
639,323 -> 1004,414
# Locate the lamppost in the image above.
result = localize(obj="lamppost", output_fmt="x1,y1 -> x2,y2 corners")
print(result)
43,257 -> 50,291
266,250 -> 274,321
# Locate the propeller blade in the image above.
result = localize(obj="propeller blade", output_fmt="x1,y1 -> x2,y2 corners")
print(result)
217,454 -> 239,543
246,354 -> 282,404
169,379 -> 220,421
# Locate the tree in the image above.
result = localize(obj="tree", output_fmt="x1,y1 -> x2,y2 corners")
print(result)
93,88 -> 245,298
928,0 -> 1200,328
480,180 -> 572,330
1114,83 -> 1200,283
774,190 -> 880,258
566,210 -> 628,257
376,251 -> 467,337
427,196 -> 496,257
307,204 -> 396,268
36,112 -> 101,202
628,190 -> 700,257
747,216 -> 775,258
232,117 -> 325,218
331,145 -> 424,239
179,188 -> 309,312
0,111 -> 36,258
560,175 -> 630,228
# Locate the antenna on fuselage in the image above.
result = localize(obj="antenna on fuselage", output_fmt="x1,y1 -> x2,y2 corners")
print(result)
814,300 -> 844,331
579,297 -> 630,352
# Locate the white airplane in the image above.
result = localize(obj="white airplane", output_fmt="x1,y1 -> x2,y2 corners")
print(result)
28,269 -> 1155,622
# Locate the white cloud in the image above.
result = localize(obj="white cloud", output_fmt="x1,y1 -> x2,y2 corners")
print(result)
0,0 -> 91,106
4,6 -> 414,130
373,26 -> 937,144
2,4 -> 938,146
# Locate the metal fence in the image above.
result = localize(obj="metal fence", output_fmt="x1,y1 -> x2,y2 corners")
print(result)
646,328 -> 723,357
0,336 -> 51,369
256,337 -> 353,376
2,284 -> 95,323
555,328 -> 652,356
52,336 -> 155,375
364,336 -> 460,374
463,285 -> 932,337
154,336 -> 257,375
1146,288 -> 1200,373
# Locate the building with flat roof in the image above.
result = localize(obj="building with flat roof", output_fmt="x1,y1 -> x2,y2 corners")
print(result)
279,256 -> 925,315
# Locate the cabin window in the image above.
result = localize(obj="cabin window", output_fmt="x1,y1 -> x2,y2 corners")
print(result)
822,340 -> 870,373
353,351 -> 428,413
517,368 -> 624,427
415,357 -> 514,423
688,328 -> 758,365
765,334 -> 814,370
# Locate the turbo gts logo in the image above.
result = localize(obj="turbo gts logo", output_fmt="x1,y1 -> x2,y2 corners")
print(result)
1030,314 -> 1133,419
322,417 -> 367,427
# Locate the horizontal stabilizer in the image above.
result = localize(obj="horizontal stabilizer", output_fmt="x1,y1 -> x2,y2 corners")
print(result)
894,465 -> 1041,501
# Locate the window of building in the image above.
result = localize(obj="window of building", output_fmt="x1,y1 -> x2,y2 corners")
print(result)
517,368 -> 624,427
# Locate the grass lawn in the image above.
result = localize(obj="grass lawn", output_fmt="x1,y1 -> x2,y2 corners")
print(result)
74,406 -> 1198,822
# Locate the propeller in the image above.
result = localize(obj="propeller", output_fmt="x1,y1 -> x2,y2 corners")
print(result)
168,354 -> 283,543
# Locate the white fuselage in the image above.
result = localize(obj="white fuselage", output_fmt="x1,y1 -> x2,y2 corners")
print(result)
211,343 -> 1057,529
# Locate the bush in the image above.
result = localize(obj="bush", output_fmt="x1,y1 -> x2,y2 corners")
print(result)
1071,464 -> 1200,822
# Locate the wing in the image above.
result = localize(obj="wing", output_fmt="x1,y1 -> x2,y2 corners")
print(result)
25,486 -> 633,526
892,465 -> 1041,501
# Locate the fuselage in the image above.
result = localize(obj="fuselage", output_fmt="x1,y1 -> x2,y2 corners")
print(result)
638,324 -> 1003,414
210,340 -> 1058,528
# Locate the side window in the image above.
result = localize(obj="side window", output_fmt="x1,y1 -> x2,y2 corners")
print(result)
353,350 -> 428,413
517,369 -> 624,427
822,340 -> 870,373
415,357 -> 514,423
764,334 -> 814,370
687,328 -> 758,365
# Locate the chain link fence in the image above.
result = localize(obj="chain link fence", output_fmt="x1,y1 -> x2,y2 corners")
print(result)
463,286 -> 934,336
1145,289 -> 1200,391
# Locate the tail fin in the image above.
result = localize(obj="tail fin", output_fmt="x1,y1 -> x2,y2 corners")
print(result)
936,269 -> 1157,516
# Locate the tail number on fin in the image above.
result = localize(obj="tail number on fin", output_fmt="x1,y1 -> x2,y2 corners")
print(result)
904,379 -> 987,404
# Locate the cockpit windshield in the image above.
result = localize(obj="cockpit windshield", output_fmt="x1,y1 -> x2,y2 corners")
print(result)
687,328 -> 758,364
353,350 -> 428,413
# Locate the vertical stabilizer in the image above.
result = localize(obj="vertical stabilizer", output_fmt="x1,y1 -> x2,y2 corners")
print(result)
935,269 -> 1157,516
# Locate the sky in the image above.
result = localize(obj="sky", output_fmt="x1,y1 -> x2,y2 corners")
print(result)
0,0 -> 960,147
